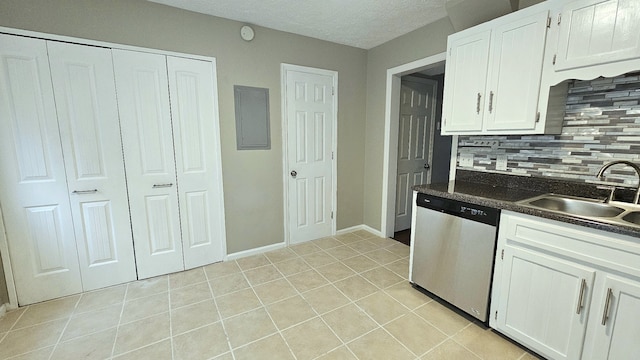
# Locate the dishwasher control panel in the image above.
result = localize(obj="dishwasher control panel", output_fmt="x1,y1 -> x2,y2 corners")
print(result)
417,193 -> 499,226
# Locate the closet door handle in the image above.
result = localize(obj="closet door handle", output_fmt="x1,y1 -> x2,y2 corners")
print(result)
601,288 -> 613,326
153,183 -> 174,188
576,278 -> 586,314
476,93 -> 482,114
72,189 -> 98,195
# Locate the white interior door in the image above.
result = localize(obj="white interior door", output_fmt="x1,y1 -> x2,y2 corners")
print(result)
167,56 -> 225,269
284,66 -> 336,245
47,41 -> 136,290
395,78 -> 436,232
0,34 -> 82,305
112,50 -> 184,279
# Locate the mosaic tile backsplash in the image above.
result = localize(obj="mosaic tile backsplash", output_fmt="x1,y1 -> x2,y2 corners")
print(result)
457,71 -> 640,186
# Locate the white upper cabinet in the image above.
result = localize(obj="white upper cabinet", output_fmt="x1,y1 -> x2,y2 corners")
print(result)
442,5 -> 551,135
484,11 -> 549,132
442,31 -> 490,133
554,0 -> 640,72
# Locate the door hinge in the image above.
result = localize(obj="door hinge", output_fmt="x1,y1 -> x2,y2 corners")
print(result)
552,54 -> 557,65
331,211 -> 334,219
495,310 -> 498,320
536,112 -> 541,123
332,87 -> 335,96
449,47 -> 452,56
557,13 -> 562,26
331,151 -> 334,160
546,16 -> 551,28
501,249 -> 504,260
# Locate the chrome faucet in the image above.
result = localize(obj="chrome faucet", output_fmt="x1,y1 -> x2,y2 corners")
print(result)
596,160 -> 640,205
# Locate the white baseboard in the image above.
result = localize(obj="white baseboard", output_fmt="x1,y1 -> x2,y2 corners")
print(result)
0,304 -> 6,318
336,224 -> 385,238
225,224 -> 387,262
225,242 -> 286,261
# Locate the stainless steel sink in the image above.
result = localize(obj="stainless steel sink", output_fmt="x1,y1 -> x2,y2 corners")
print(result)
519,194 -> 640,230
526,196 -> 625,218
623,212 -> 640,226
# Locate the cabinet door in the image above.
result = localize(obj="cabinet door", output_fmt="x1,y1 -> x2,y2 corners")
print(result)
112,50 -> 185,279
587,275 -> 640,359
556,0 -> 640,71
496,245 -> 594,360
0,35 -> 82,305
484,10 -> 548,131
47,42 -> 136,290
167,56 -> 225,269
441,30 -> 490,134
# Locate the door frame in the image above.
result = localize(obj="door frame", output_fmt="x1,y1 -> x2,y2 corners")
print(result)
380,52 -> 459,238
280,63 -> 338,246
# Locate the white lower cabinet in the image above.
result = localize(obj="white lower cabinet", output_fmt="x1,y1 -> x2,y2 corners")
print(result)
491,211 -> 640,360
0,32 -> 225,304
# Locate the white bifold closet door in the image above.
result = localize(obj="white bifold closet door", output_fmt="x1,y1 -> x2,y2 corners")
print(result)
167,56 -> 225,270
112,50 -> 184,279
0,35 -> 136,305
113,51 -> 224,278
0,35 -> 83,305
47,42 -> 136,291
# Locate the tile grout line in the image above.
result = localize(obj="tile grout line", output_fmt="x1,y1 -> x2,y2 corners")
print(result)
46,294 -> 82,360
203,263 -> 239,360
167,275 -> 175,360
109,283 -> 131,359
235,257 -> 300,360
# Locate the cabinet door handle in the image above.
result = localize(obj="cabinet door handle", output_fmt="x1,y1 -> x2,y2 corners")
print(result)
72,189 -> 98,195
152,183 -> 174,188
576,278 -> 586,314
489,91 -> 494,113
601,288 -> 613,326
476,93 -> 482,114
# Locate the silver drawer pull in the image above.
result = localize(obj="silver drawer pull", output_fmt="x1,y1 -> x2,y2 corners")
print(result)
72,189 -> 98,195
153,183 -> 174,188
576,278 -> 586,314
601,288 -> 613,326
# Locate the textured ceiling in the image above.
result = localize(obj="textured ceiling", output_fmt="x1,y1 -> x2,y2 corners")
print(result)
148,0 -> 448,49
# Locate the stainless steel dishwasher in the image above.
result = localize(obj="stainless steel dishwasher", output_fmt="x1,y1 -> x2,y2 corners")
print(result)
411,192 -> 499,323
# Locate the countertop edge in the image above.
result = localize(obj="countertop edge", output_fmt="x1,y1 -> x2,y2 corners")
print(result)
414,186 -> 640,239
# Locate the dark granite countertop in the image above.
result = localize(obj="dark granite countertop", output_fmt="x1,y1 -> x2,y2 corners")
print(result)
413,170 -> 640,239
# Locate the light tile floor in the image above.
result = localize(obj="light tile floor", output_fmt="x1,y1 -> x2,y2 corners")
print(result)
0,230 -> 540,360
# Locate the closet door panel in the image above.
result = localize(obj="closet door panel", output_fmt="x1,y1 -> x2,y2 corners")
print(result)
112,50 -> 184,278
0,34 -> 82,305
47,42 -> 136,290
167,56 -> 225,268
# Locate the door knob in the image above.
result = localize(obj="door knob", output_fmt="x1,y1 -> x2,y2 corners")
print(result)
424,164 -> 431,170
291,170 -> 297,178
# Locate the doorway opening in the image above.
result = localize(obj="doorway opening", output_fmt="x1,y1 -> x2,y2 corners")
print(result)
381,52 -> 457,242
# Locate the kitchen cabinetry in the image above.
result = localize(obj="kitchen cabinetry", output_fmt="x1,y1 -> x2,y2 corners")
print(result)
554,0 -> 640,72
442,5 -> 551,135
491,211 -> 640,359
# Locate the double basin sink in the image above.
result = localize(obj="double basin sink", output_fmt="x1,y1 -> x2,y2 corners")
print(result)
518,194 -> 640,229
